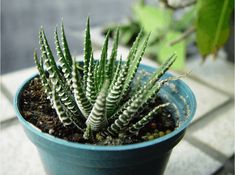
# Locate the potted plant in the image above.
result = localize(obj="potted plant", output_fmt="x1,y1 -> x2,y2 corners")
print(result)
14,18 -> 196,175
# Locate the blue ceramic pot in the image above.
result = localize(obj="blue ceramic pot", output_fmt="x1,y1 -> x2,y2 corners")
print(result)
14,63 -> 196,175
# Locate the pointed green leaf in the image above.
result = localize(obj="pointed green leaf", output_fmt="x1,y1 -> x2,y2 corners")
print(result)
126,29 -> 144,65
40,28 -> 63,81
72,59 -> 92,118
86,80 -> 109,131
109,55 -> 175,122
52,86 -> 72,126
54,28 -> 72,85
134,5 -> 172,34
149,54 -> 176,82
158,31 -> 185,70
83,17 -> 92,89
128,103 -> 169,135
196,0 -> 233,57
109,56 -> 122,90
86,53 -> 97,104
122,33 -> 150,96
34,51 -> 52,99
94,60 -> 100,92
107,28 -> 119,79
106,60 -> 129,115
106,92 -> 145,136
83,125 -> 95,141
61,22 -> 73,66
98,30 -> 110,89
52,85 -> 85,131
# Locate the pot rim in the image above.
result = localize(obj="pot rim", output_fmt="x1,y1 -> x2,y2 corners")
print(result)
14,63 -> 196,152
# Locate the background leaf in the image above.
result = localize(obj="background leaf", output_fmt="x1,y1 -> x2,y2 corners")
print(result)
158,31 -> 186,70
119,23 -> 139,45
173,7 -> 196,31
196,0 -> 234,57
134,5 -> 172,34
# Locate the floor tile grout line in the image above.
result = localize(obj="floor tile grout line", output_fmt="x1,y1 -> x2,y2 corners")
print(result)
187,74 -> 234,97
0,117 -> 19,130
212,155 -> 234,175
187,98 -> 233,133
0,115 -> 17,124
0,82 -> 14,105
184,99 -> 234,164
184,136 -> 228,163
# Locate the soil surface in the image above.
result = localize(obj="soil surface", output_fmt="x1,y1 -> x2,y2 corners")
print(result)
20,77 -> 177,145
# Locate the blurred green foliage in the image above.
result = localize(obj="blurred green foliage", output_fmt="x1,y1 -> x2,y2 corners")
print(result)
105,0 -> 233,70
196,0 -> 234,58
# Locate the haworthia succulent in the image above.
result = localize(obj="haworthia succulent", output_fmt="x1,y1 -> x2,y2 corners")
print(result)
128,103 -> 170,135
40,28 -> 63,82
86,53 -> 97,104
39,29 -> 47,60
72,60 -> 92,118
106,60 -> 129,115
106,93 -> 145,136
54,28 -> 72,86
52,86 -> 72,126
149,54 -> 176,83
107,28 -> 119,79
105,30 -> 145,115
105,80 -> 154,135
121,34 -> 150,97
83,17 -> 92,89
94,60 -> 100,92
131,54 -> 177,106
40,29 -> 81,117
131,70 -> 146,96
108,55 -> 175,122
34,51 -> 52,100
52,86 -> 85,131
61,22 -> 73,67
131,77 -> 169,118
83,125 -> 94,141
97,30 -> 110,90
86,80 -> 109,132
49,73 -> 81,118
34,20 -> 177,141
125,29 -> 144,66
109,56 -> 122,91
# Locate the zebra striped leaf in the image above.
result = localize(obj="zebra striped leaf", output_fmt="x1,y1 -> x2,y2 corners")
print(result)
86,80 -> 109,131
54,28 -> 72,85
83,17 -> 92,89
128,103 -> 170,135
97,30 -> 110,90
61,22 -> 73,67
105,92 -> 146,136
52,86 -> 72,126
72,59 -> 92,118
122,33 -> 150,97
40,29 -> 81,117
106,60 -> 129,115
86,53 -> 97,104
34,51 -> 52,100
109,56 -> 122,91
107,28 -> 119,79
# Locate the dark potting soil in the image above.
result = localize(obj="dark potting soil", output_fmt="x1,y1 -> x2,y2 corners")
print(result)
19,77 -> 177,145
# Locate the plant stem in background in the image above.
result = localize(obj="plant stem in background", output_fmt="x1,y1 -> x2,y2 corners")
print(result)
169,26 -> 196,46
161,0 -> 196,10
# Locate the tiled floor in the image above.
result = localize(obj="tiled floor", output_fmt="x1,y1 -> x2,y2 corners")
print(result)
0,45 -> 234,174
